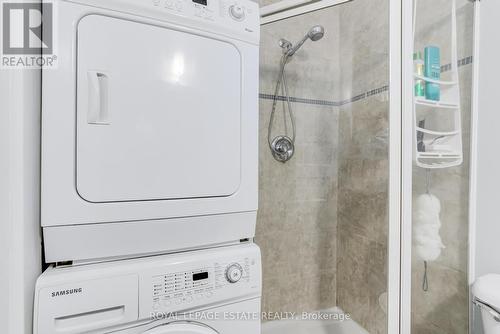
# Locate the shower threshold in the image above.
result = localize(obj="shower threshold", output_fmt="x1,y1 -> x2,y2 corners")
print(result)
261,307 -> 369,334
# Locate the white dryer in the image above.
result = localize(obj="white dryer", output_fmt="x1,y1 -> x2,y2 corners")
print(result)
41,0 -> 259,262
33,244 -> 261,334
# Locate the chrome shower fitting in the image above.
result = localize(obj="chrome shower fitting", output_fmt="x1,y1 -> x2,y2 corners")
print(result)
268,25 -> 325,163
281,25 -> 325,57
270,136 -> 295,163
278,38 -> 293,53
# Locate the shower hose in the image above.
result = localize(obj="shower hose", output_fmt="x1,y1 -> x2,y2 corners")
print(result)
268,53 -> 296,162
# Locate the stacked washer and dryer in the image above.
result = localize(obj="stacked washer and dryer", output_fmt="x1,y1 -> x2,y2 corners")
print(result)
34,0 -> 260,333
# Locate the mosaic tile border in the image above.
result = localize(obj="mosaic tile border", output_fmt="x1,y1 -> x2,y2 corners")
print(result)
441,55 -> 473,72
260,55 -> 473,107
258,93 -> 341,106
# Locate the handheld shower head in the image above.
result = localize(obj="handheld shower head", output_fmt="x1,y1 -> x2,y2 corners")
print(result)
308,25 -> 325,41
270,25 -> 325,163
285,25 -> 325,56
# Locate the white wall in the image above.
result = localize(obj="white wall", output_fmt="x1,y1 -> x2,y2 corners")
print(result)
0,69 -> 42,333
474,0 -> 500,280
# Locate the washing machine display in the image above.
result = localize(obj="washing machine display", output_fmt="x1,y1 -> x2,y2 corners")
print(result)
192,0 -> 208,5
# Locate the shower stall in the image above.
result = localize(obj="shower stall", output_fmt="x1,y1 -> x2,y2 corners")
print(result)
256,0 -> 476,333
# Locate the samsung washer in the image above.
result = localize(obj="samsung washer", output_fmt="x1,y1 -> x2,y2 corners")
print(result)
33,244 -> 261,334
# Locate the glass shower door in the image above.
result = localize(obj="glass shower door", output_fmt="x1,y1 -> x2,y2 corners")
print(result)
257,0 -> 403,332
406,0 -> 475,333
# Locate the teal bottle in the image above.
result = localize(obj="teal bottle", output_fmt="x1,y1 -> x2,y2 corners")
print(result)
424,46 -> 441,101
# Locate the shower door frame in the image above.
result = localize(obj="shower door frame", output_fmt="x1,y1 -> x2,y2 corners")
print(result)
400,0 -> 414,332
259,0 -> 407,333
400,1 -> 480,333
390,0 -> 409,331
260,0 -> 352,24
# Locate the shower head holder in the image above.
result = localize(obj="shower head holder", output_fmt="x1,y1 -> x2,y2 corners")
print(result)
270,136 -> 295,163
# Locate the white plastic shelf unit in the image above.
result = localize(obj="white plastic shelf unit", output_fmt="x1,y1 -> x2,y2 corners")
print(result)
412,0 -> 463,169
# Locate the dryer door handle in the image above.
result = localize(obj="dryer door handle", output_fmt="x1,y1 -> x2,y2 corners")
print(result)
87,71 -> 110,125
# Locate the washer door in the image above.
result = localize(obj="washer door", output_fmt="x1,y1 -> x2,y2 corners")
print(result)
144,322 -> 218,334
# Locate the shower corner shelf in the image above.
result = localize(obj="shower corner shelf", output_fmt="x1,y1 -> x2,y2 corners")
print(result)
413,74 -> 457,86
414,97 -> 459,109
412,0 -> 463,170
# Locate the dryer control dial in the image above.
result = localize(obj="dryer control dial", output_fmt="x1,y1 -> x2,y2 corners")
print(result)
229,4 -> 245,21
225,263 -> 243,283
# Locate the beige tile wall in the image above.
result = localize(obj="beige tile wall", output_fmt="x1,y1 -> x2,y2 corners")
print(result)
256,0 -> 473,333
257,6 -> 341,315
335,1 -> 390,333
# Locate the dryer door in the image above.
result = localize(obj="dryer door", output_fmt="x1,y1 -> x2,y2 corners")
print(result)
76,15 -> 241,203
144,322 -> 218,334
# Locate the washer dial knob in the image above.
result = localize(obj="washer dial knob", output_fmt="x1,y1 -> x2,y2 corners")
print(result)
229,4 -> 245,20
225,263 -> 243,283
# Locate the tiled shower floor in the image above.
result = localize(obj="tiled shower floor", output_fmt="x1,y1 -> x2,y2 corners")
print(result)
261,308 -> 369,334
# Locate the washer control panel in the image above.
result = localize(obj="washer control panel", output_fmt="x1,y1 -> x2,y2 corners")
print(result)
152,268 -> 214,308
149,247 -> 259,314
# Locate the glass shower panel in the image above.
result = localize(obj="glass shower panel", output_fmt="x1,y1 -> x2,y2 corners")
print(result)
257,0 -> 391,332
410,0 -> 474,333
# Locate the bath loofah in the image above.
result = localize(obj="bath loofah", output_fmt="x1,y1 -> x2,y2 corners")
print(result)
413,193 -> 445,262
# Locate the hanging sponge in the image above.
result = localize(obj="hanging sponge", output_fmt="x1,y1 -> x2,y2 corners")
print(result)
413,194 -> 445,262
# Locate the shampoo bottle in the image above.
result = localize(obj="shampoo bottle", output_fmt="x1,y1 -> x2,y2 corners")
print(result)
414,52 -> 425,97
424,46 -> 441,101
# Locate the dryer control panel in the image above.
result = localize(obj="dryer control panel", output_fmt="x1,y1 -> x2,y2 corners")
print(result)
63,0 -> 260,44
150,0 -> 259,41
152,0 -> 254,23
